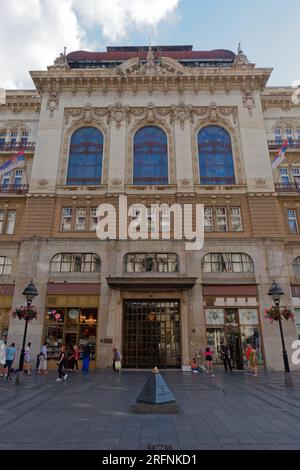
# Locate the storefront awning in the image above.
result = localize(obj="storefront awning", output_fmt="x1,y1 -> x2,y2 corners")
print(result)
203,284 -> 258,296
106,276 -> 197,290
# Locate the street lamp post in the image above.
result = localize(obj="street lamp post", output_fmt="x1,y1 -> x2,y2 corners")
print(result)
268,281 -> 293,387
15,281 -> 38,385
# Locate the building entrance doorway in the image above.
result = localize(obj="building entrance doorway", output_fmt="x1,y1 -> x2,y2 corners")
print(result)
227,333 -> 244,370
123,300 -> 181,368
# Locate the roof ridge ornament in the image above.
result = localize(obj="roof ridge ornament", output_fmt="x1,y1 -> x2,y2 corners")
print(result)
233,43 -> 254,68
48,47 -> 70,71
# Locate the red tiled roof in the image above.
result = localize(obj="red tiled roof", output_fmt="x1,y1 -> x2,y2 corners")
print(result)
67,49 -> 235,62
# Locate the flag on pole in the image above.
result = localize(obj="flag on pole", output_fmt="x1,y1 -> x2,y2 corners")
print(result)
0,150 -> 25,177
271,140 -> 288,170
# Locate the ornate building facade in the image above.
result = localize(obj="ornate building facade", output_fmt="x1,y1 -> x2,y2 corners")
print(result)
1,45 -> 300,370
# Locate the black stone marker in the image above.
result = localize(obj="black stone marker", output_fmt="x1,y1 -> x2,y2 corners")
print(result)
130,367 -> 180,414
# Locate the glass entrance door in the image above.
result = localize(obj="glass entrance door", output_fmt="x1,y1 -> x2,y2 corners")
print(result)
227,333 -> 244,370
123,300 -> 181,369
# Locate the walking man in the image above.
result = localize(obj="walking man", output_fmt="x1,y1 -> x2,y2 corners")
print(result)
220,341 -> 232,372
5,342 -> 16,381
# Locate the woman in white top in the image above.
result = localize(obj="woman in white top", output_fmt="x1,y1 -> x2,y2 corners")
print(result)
24,342 -> 32,375
0,339 -> 6,377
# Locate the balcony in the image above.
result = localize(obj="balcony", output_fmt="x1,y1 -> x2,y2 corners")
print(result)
0,142 -> 35,152
268,140 -> 300,150
275,182 -> 300,193
0,184 -> 29,195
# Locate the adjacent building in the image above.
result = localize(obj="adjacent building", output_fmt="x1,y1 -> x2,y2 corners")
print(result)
1,45 -> 300,370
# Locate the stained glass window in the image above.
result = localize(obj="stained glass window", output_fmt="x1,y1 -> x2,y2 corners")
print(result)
66,127 -> 103,186
133,126 -> 168,185
198,126 -> 235,185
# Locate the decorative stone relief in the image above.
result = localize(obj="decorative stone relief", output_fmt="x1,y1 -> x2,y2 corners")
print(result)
116,46 -> 186,77
170,102 -> 194,130
47,93 -> 59,118
107,102 -> 131,129
242,91 -> 256,115
109,178 -> 123,187
37,179 -> 49,187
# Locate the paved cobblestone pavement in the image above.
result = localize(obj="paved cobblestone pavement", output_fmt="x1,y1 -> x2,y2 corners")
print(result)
1,369 -> 300,450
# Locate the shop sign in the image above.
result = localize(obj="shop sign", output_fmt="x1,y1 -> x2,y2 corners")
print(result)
239,309 -> 259,325
205,309 -> 224,325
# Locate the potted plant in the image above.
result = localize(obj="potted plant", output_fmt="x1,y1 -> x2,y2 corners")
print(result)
264,306 -> 295,323
12,305 -> 38,321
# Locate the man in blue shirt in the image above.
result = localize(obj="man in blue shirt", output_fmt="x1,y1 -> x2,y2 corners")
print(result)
6,342 -> 16,381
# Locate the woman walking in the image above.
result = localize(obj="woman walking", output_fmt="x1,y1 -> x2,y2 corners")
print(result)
204,346 -> 214,377
68,344 -> 80,373
56,346 -> 68,382
0,338 -> 6,378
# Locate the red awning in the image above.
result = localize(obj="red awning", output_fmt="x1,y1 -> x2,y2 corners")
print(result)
203,285 -> 258,296
46,283 -> 100,295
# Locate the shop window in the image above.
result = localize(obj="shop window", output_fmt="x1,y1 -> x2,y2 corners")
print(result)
288,210 -> 299,234
45,307 -> 97,361
5,210 -> 16,235
50,253 -> 101,273
0,256 -> 12,275
133,126 -> 168,185
293,257 -> 300,276
198,126 -> 235,185
202,253 -> 254,273
66,127 -> 103,186
124,253 -> 179,273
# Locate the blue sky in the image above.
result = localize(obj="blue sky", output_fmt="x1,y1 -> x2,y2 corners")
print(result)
0,0 -> 299,89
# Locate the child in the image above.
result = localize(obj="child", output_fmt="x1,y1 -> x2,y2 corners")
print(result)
190,358 -> 199,373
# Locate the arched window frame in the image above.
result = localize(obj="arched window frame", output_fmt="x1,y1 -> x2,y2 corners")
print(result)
124,253 -> 179,273
197,125 -> 235,186
50,253 -> 101,273
66,126 -> 104,186
202,253 -> 254,273
293,257 -> 300,276
132,125 -> 169,186
0,256 -> 12,275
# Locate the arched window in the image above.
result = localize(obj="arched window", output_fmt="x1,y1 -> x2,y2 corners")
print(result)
293,257 -> 300,275
0,256 -> 12,275
66,127 -> 103,186
124,253 -> 178,273
202,253 -> 254,273
133,126 -> 168,185
198,126 -> 235,185
50,253 -> 101,273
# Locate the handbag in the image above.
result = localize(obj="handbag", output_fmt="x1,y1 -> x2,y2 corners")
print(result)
115,360 -> 121,370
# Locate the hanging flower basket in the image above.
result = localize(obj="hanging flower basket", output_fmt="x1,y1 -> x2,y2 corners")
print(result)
12,306 -> 38,321
264,306 -> 295,323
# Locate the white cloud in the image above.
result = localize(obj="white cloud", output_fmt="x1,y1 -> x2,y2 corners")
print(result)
72,0 -> 180,42
0,0 -> 180,89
